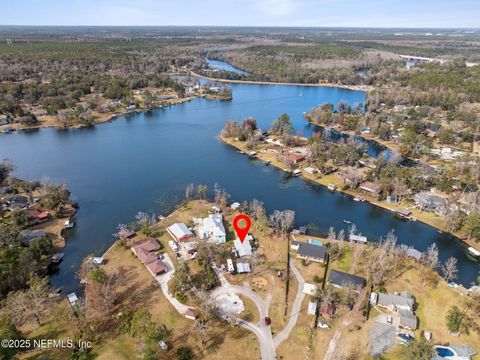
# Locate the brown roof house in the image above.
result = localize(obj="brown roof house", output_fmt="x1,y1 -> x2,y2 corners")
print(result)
286,152 -> 306,164
131,238 -> 161,265
359,181 -> 382,199
146,259 -> 167,276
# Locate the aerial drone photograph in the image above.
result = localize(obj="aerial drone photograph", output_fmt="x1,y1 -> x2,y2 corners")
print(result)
0,1 -> 480,359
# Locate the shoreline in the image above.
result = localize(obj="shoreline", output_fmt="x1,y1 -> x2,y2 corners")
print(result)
0,97 -> 197,132
219,135 -> 477,249
191,71 -> 373,92
306,120 -> 400,155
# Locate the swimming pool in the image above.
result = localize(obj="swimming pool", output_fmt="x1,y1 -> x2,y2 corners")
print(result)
435,346 -> 456,357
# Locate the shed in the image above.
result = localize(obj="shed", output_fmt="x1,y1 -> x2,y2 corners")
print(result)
67,292 -> 78,306
184,308 -> 198,320
236,261 -> 251,274
303,283 -> 319,296
349,234 -> 368,244
308,300 -> 317,316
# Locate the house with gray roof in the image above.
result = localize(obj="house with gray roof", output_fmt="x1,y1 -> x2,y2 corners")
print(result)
296,242 -> 328,263
399,309 -> 417,330
413,191 -> 447,215
20,229 -> 47,245
328,270 -> 366,292
3,194 -> 30,210
376,292 -> 414,312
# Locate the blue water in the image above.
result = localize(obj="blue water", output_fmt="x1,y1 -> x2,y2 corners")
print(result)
436,347 -> 455,357
1,82 -> 478,292
206,58 -> 250,76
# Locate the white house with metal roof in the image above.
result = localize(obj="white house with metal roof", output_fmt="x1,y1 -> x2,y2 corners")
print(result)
233,234 -> 253,257
193,213 -> 226,244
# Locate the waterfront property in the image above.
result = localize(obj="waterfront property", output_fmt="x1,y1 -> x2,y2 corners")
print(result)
131,238 -> 167,274
374,291 -> 415,312
233,234 -> 253,257
167,223 -> 194,242
327,270 -> 366,292
193,213 -> 226,244
292,241 -> 328,263
359,181 -> 382,198
414,191 -> 447,215
4,79 -> 480,294
20,229 -> 47,245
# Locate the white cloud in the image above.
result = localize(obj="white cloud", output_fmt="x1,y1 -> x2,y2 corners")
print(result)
254,0 -> 297,16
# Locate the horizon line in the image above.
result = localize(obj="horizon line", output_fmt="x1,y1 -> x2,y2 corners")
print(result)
0,24 -> 479,30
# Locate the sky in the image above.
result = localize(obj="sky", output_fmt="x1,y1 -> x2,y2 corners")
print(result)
1,0 -> 480,28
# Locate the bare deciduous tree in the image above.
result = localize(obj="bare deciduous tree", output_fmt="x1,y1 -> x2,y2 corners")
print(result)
366,231 -> 400,287
442,257 -> 458,283
328,227 -> 336,241
185,183 -> 194,201
269,209 -> 295,237
422,243 -> 440,270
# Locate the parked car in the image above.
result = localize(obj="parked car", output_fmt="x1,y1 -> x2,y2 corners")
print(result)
397,333 -> 414,342
387,316 -> 393,324
168,240 -> 178,251
264,317 -> 271,326
317,321 -> 329,329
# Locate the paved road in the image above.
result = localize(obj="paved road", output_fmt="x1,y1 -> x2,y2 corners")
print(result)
155,254 -> 190,315
273,259 -> 305,349
212,267 -> 276,360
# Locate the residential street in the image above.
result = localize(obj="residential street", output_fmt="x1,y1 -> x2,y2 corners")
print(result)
212,267 -> 277,360
273,259 -> 306,348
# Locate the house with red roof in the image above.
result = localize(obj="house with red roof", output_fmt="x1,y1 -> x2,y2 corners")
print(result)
146,259 -> 167,276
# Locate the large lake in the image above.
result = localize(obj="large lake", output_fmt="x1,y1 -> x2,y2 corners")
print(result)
1,82 -> 478,291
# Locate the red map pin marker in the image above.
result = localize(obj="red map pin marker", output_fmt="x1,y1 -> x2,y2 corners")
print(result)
233,214 -> 251,243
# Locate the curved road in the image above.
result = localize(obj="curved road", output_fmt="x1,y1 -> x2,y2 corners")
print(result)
212,268 -> 276,360
273,259 -> 305,348
211,259 -> 307,359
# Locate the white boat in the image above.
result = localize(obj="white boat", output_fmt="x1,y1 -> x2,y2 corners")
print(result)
343,220 -> 352,224
467,246 -> 480,259
353,197 -> 361,202
64,220 -> 75,229
51,252 -> 64,263
327,184 -> 336,191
